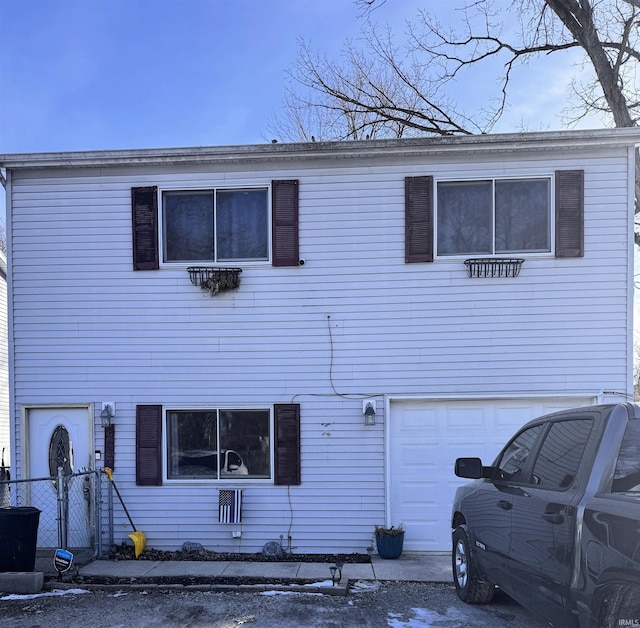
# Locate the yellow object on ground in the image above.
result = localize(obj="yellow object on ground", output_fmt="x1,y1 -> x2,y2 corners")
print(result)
104,467 -> 147,558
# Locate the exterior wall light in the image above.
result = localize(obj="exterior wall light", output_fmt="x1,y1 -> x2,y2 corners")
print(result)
100,402 -> 115,428
363,400 -> 376,426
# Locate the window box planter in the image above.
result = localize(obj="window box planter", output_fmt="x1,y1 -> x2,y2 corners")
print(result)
464,258 -> 524,278
187,267 -> 242,296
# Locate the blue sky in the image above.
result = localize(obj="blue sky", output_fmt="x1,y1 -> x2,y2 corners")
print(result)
0,0 -> 607,220
0,0 -> 600,155
0,0 -> 397,153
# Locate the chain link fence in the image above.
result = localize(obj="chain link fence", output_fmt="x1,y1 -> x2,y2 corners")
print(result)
0,463 -> 9,508
0,468 -> 112,558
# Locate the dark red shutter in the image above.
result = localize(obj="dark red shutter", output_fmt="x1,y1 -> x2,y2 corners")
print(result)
272,180 -> 299,266
136,405 -> 162,486
274,404 -> 301,485
405,176 -> 434,263
132,186 -> 159,270
104,425 -> 115,470
555,170 -> 584,258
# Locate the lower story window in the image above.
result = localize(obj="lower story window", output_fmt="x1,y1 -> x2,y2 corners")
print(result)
167,408 -> 271,480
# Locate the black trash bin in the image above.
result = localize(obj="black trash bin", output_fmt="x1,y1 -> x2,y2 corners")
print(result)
0,506 -> 41,572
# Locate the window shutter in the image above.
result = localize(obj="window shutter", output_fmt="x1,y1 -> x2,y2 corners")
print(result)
136,404 -> 162,486
104,425 -> 115,470
272,180 -> 299,266
132,186 -> 159,270
555,170 -> 584,258
405,176 -> 434,263
274,404 -> 301,485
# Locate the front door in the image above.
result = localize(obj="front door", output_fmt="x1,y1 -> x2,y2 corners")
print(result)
26,407 -> 92,548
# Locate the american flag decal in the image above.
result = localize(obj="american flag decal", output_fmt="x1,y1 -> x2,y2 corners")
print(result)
219,489 -> 243,524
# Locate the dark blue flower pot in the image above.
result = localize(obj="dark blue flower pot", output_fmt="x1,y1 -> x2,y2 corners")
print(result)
375,532 -> 404,559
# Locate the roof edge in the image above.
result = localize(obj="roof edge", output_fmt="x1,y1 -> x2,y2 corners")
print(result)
0,128 -> 638,170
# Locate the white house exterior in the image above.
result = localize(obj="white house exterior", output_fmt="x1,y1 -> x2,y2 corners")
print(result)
1,128 -> 639,554
0,252 -> 8,473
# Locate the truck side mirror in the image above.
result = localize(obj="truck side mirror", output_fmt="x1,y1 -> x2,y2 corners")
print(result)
455,457 -> 483,479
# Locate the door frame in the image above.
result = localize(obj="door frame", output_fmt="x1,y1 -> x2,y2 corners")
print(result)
21,403 -> 94,478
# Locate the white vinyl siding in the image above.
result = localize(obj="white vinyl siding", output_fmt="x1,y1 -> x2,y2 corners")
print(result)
5,137 -> 636,552
0,255 -> 7,470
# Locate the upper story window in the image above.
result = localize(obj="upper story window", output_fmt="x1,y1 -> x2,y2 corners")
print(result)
404,170 -> 583,263
132,180 -> 299,271
163,188 -> 269,263
436,178 -> 551,257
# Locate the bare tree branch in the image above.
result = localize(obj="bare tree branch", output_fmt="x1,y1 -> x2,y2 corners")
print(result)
269,0 -> 638,215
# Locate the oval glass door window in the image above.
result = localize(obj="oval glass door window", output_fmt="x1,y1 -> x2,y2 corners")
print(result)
48,425 -> 74,477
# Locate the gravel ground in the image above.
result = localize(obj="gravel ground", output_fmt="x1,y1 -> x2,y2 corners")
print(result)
0,581 -> 549,628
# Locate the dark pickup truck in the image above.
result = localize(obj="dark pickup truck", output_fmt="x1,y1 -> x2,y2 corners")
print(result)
451,403 -> 640,628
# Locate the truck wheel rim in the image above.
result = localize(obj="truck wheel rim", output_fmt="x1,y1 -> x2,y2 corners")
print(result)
454,539 -> 468,588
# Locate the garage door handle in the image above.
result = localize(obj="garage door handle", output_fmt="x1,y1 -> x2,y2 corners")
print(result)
497,500 -> 512,510
542,513 -> 564,524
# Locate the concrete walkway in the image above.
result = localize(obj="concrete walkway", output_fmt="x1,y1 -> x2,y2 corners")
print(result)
76,551 -> 451,584
2,551 -> 452,595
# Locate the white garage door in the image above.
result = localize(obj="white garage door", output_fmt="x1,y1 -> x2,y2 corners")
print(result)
389,397 -> 595,552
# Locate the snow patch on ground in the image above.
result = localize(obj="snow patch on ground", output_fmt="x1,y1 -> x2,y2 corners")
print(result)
261,590 -> 324,596
350,580 -> 381,593
1,588 -> 90,601
260,579 -> 338,595
303,579 -> 334,587
387,605 -> 506,627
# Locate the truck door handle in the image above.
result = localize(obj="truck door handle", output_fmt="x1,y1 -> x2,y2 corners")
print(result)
542,513 -> 564,524
498,500 -> 512,510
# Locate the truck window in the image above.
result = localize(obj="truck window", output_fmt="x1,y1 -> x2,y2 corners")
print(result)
530,419 -> 592,489
494,424 -> 544,482
612,420 -> 640,493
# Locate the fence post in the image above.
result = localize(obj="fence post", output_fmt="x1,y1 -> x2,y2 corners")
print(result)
0,465 -> 9,508
57,466 -> 68,549
94,470 -> 102,558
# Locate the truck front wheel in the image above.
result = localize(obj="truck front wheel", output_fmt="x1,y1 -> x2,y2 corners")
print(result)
452,525 -> 494,604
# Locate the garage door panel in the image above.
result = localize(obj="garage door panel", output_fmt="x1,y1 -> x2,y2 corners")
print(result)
446,407 -> 492,432
398,480 -> 438,498
396,444 -> 438,465
397,408 -> 437,430
389,397 -> 595,551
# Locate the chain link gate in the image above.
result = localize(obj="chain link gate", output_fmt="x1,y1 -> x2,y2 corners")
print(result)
0,468 -> 112,558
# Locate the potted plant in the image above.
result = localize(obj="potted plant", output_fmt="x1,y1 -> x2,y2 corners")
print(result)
374,524 -> 404,559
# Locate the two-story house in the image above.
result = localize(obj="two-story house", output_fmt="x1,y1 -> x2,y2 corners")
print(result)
1,128 -> 639,554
